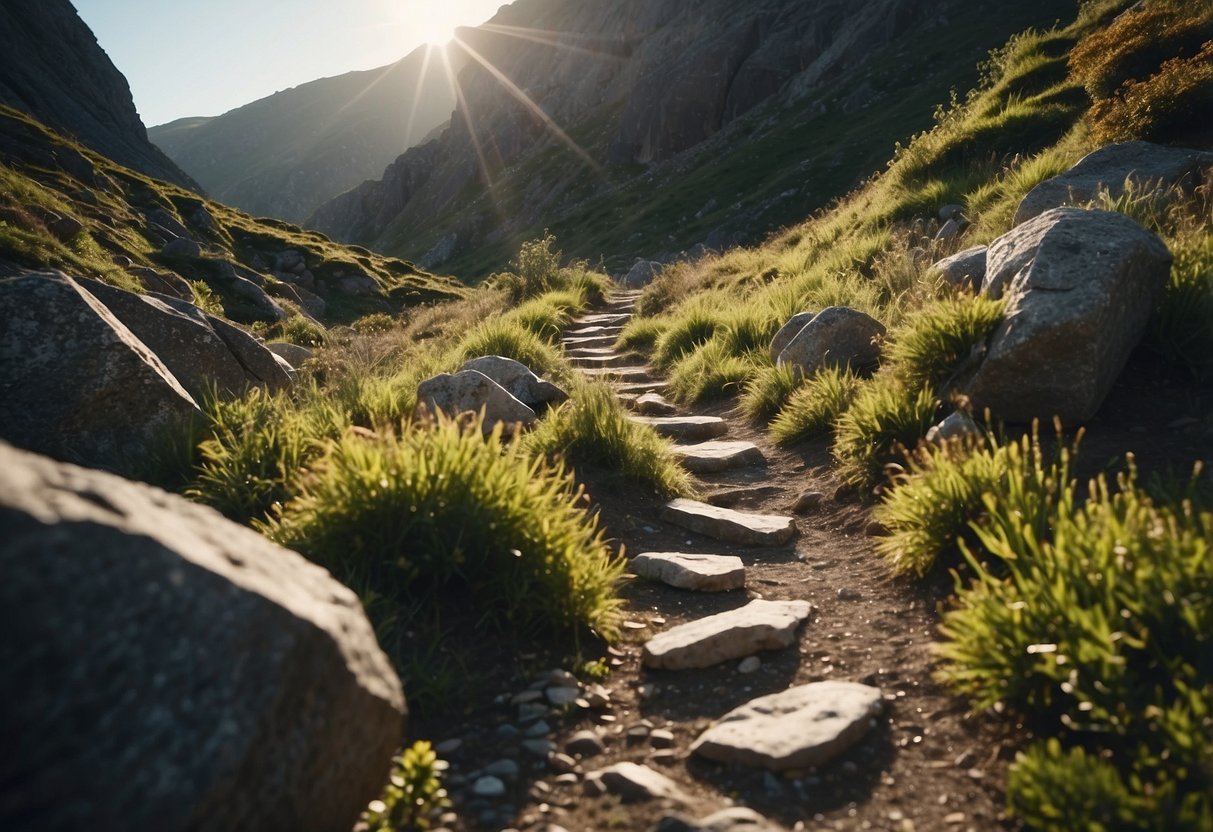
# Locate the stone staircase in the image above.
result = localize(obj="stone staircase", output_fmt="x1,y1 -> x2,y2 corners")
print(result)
548,287 -> 885,823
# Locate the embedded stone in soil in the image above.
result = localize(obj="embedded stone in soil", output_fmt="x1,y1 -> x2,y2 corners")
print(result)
629,415 -> 728,441
661,498 -> 796,546
581,365 -> 655,382
641,598 -> 812,670
632,391 -> 678,415
689,681 -> 884,771
615,380 -> 670,395
567,324 -> 624,337
631,552 -> 746,592
568,352 -> 640,368
586,761 -> 689,803
576,312 -> 632,326
671,439 -> 765,473
562,334 -> 618,348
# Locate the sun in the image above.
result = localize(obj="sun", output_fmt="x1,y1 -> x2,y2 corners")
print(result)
413,9 -> 458,47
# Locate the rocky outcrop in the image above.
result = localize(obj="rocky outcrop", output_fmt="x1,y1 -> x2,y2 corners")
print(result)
0,270 -> 200,468
0,1 -> 197,189
149,46 -> 458,223
931,245 -> 987,291
774,306 -> 885,375
1014,141 -> 1213,226
0,441 -> 405,831
964,207 -> 1171,423
81,278 -> 292,398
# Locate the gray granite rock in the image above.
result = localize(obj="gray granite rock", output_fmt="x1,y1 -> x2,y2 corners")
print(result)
642,599 -> 812,670
631,552 -> 746,592
661,499 -> 796,547
775,306 -> 885,375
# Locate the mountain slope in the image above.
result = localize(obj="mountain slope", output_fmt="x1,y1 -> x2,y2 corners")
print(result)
0,0 -> 196,190
150,46 -> 458,223
307,0 -> 1070,277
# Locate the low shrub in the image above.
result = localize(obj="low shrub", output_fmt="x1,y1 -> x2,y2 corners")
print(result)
740,362 -> 805,425
616,316 -> 667,352
351,312 -> 396,335
652,306 -> 720,370
276,313 -> 327,347
769,366 -> 861,445
936,458 -> 1213,828
884,295 -> 1005,393
363,741 -> 451,832
525,381 -> 691,498
666,338 -> 759,404
512,297 -> 573,344
832,376 -> 939,489
264,418 -> 624,637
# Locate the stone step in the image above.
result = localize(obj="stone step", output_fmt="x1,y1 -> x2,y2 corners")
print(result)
641,598 -> 812,670
672,440 -> 765,473
629,392 -> 677,416
581,366 -> 655,383
690,681 -> 884,771
568,353 -> 640,369
576,312 -> 631,326
564,346 -> 619,357
660,498 -> 796,546
567,325 -> 625,338
562,334 -> 618,349
631,552 -> 745,591
629,415 -> 727,441
615,380 -> 669,395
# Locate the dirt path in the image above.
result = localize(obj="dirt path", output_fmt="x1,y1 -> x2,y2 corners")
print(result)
425,291 -> 1019,832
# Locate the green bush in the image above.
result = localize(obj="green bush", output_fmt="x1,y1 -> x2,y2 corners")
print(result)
936,458 -> 1213,826
525,381 -> 691,498
264,418 -> 624,637
832,376 -> 939,489
512,296 -> 573,344
666,338 -> 758,404
277,313 -> 327,347
884,295 -> 1005,394
740,362 -> 805,425
769,366 -> 861,445
455,317 -> 569,382
351,312 -> 397,335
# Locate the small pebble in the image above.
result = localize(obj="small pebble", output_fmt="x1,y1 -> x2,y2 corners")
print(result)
521,739 -> 555,757
582,776 -> 607,797
954,750 -> 977,769
511,689 -> 544,705
837,587 -> 862,601
650,749 -> 678,766
472,775 -> 506,798
435,738 -> 463,755
526,720 -> 552,737
738,656 -> 761,674
495,724 -> 520,738
545,686 -> 581,706
623,620 -> 647,630
791,490 -> 824,514
649,728 -> 675,749
483,759 -> 519,779
554,773 -> 580,786
565,730 -> 607,758
944,812 -> 966,824
549,752 -> 578,773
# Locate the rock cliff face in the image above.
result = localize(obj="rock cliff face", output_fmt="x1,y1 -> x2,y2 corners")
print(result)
150,47 -> 459,223
0,0 -> 197,190
308,0 -> 1058,273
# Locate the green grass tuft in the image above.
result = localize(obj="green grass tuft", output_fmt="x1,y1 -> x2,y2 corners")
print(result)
832,376 -> 939,489
884,294 -> 1005,393
769,366 -> 861,444
524,381 -> 692,498
740,362 -> 805,425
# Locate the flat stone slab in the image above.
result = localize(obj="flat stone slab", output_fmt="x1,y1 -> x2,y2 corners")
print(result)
568,325 -> 624,337
630,415 -> 727,441
631,552 -> 746,592
690,681 -> 884,771
563,334 -> 618,348
577,312 -> 631,326
633,392 -> 677,415
642,599 -> 812,670
616,380 -> 669,395
569,353 -> 638,368
582,366 -> 654,382
661,498 -> 795,546
587,762 -> 688,803
672,440 -> 764,473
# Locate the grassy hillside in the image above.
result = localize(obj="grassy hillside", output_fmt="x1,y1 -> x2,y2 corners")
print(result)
149,46 -> 458,223
0,104 -> 467,332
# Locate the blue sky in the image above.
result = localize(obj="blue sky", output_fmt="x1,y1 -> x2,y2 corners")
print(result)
73,0 -> 506,127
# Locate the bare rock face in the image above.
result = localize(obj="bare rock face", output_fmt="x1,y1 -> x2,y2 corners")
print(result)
0,270 -> 200,468
81,277 -> 291,399
966,207 -> 1171,423
625,260 -> 664,287
460,355 -> 569,411
1014,141 -> 1213,226
0,441 -> 406,831
775,306 -> 885,375
416,369 -> 538,429
0,0 -> 197,189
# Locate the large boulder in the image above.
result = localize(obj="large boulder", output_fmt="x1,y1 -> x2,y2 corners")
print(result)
0,270 -> 199,468
0,441 -> 406,831
966,207 -> 1171,423
460,355 -> 568,411
81,278 -> 291,399
416,369 -> 537,430
1014,141 -> 1213,226
768,310 -> 815,362
775,306 -> 885,375
624,259 -> 663,288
